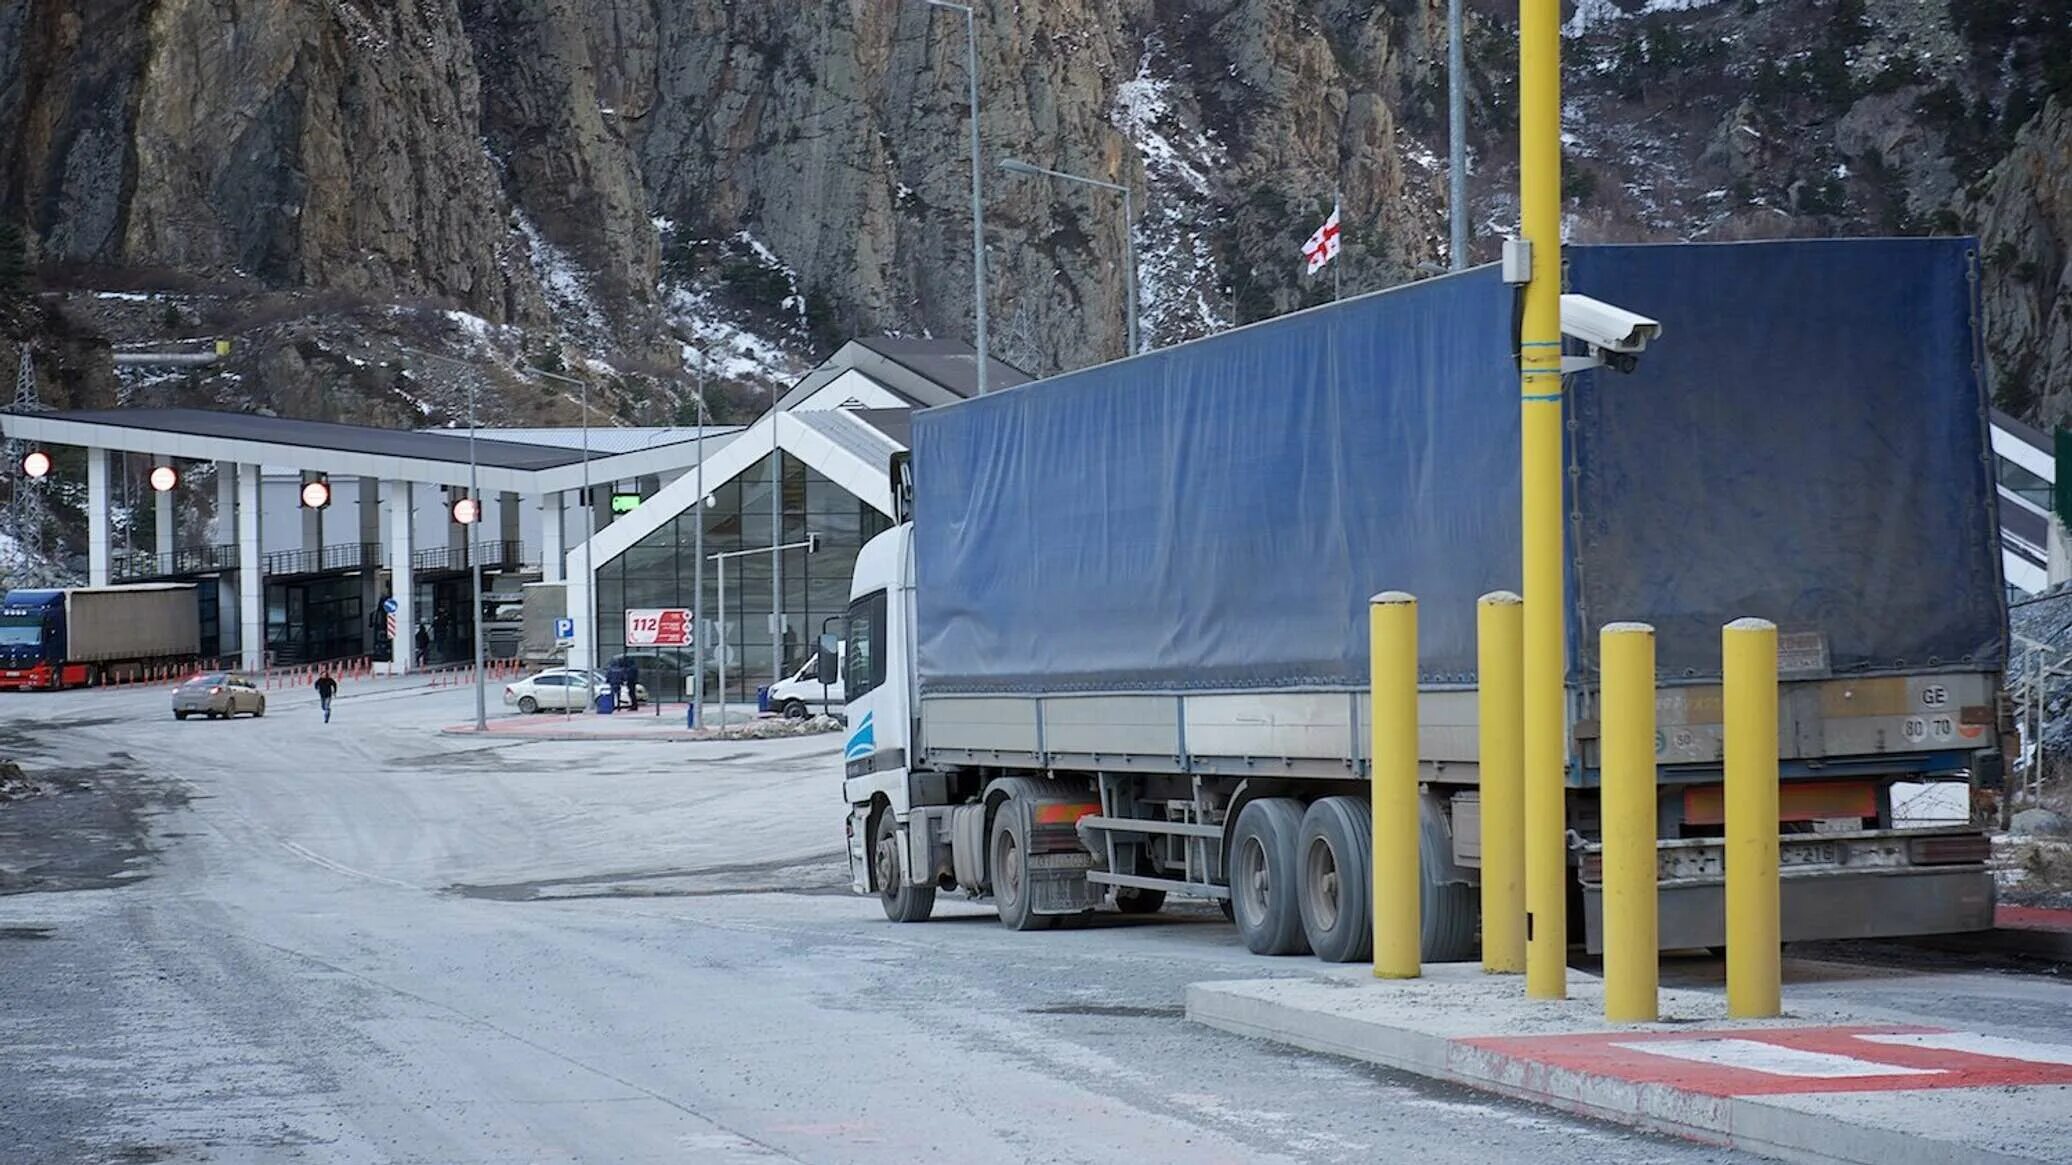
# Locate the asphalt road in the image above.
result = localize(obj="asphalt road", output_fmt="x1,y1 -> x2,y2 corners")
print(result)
0,679 -> 2049,1164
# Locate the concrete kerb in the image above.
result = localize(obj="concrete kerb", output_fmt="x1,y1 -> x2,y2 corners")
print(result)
1186,964 -> 2066,1165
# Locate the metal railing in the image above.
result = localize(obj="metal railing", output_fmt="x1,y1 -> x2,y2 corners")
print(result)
263,541 -> 384,576
411,540 -> 526,573
110,543 -> 238,581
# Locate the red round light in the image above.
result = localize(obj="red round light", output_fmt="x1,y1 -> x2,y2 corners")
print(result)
300,480 -> 331,508
21,451 -> 52,479
453,497 -> 481,525
149,465 -> 179,492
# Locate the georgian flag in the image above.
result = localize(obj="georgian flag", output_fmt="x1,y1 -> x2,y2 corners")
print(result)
1302,204 -> 1341,273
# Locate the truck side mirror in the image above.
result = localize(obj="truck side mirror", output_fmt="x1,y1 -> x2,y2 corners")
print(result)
816,634 -> 839,686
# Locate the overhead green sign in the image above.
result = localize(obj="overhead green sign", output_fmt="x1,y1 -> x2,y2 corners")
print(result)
610,492 -> 642,515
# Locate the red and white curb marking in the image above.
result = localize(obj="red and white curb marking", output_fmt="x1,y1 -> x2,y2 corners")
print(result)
1461,1025 -> 2072,1096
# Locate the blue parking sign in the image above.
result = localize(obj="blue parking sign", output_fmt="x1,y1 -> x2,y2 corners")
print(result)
555,617 -> 575,644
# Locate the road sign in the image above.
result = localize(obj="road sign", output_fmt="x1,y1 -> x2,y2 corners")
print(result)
382,597 -> 398,614
555,617 -> 575,645
624,608 -> 692,647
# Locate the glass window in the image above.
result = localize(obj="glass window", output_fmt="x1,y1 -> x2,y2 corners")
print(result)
1998,455 -> 2053,512
535,675 -> 566,688
844,590 -> 888,700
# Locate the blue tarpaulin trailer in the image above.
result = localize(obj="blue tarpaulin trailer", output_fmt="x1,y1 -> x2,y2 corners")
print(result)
842,238 -> 2003,957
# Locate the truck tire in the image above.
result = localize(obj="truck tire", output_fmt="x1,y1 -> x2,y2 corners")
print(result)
991,800 -> 1054,931
1298,796 -> 1372,964
1229,798 -> 1310,956
873,811 -> 935,923
1419,794 -> 1478,963
782,699 -> 809,721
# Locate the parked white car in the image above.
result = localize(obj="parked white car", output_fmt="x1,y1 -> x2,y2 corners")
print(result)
767,646 -> 843,720
503,667 -> 647,713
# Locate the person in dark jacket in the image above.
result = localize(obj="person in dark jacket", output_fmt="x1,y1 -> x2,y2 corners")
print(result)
622,656 -> 641,711
414,624 -> 432,667
314,670 -> 339,723
603,659 -> 627,711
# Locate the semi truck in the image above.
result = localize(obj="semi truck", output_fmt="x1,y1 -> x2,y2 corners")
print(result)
0,584 -> 202,690
838,238 -> 2007,961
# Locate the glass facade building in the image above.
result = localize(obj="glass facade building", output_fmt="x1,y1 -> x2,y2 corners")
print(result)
590,450 -> 891,702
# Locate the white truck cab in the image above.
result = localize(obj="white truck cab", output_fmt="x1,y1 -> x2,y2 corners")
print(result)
839,524 -> 933,918
768,646 -> 844,719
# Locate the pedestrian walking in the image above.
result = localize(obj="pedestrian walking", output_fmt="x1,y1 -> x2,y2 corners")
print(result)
414,624 -> 432,667
314,669 -> 339,723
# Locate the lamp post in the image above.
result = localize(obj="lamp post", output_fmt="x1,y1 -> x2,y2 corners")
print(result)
920,0 -> 988,394
1449,0 -> 1468,270
524,364 -> 595,716
999,157 -> 1139,356
401,346 -> 489,732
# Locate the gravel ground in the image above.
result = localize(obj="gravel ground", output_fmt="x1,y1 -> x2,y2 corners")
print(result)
0,681 -> 2060,1163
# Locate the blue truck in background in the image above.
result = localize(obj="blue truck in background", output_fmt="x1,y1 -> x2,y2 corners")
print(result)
0,584 -> 201,690
837,238 -> 2007,962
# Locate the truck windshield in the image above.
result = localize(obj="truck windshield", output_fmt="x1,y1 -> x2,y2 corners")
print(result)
0,618 -> 43,647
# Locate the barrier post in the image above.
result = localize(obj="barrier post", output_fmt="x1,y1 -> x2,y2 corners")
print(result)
1477,592 -> 1525,974
1725,617 -> 1782,1018
1370,591 -> 1421,979
1599,622 -> 1658,1022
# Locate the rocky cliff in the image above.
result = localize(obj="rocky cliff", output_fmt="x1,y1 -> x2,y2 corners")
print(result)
0,0 -> 2066,437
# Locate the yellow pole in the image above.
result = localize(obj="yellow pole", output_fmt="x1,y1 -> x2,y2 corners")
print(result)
1371,591 -> 1421,979
1478,592 -> 1525,973
1599,622 -> 1658,1022
1520,0 -> 1567,1000
1724,617 -> 1781,1018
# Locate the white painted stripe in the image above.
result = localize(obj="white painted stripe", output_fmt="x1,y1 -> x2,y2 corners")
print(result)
1854,1032 -> 2072,1067
1610,1039 -> 1946,1078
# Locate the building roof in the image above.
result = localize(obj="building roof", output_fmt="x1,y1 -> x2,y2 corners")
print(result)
427,425 -> 744,456
790,408 -> 903,473
0,406 -> 730,494
851,336 -> 1033,398
774,336 -> 1032,411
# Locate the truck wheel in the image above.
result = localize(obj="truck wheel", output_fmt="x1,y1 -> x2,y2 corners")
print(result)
1229,798 -> 1310,955
1298,796 -> 1372,964
873,812 -> 935,923
990,800 -> 1054,931
782,699 -> 808,721
518,696 -> 538,714
1114,886 -> 1166,915
1419,795 -> 1479,962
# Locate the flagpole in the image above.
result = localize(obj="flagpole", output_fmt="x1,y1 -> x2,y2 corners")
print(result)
1333,193 -> 1342,302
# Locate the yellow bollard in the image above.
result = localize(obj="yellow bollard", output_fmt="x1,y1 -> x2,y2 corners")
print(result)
1371,591 -> 1422,979
1724,617 -> 1782,1018
1599,622 -> 1658,1022
1478,592 -> 1525,974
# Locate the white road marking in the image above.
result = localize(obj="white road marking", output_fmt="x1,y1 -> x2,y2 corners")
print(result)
1610,1038 -> 1947,1078
1854,1032 -> 2072,1067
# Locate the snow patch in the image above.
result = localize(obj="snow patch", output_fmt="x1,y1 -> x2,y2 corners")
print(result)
513,211 -> 607,334
1565,0 -> 1725,37
1110,39 -> 1232,350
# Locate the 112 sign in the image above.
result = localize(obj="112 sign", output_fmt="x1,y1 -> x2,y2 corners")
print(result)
624,608 -> 693,647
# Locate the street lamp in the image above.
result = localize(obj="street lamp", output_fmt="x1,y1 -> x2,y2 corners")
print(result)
999,156 -> 1139,356
918,0 -> 989,394
523,364 -> 596,715
400,346 -> 489,732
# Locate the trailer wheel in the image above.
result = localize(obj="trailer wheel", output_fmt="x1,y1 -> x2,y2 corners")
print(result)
1298,796 -> 1373,963
990,800 -> 1054,931
1229,798 -> 1310,955
1419,794 -> 1479,963
873,811 -> 935,923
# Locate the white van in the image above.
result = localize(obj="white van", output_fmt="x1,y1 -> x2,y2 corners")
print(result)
767,643 -> 843,719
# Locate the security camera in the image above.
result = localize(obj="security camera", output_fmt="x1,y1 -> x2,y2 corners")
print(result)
1558,294 -> 1662,375
1560,294 -> 1661,354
